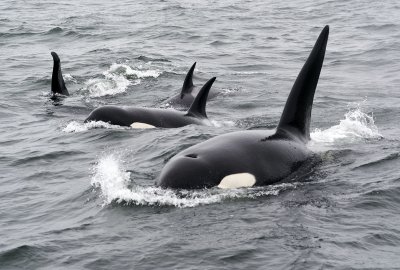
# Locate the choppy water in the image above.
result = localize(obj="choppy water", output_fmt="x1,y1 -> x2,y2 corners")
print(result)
1,0 -> 400,269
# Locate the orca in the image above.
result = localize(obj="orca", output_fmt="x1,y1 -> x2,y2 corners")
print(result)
157,26 -> 329,189
164,62 -> 217,110
50,52 -> 69,97
85,77 -> 216,128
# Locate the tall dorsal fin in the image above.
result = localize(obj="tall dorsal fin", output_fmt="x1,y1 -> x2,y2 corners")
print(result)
180,62 -> 196,98
186,77 -> 216,118
51,52 -> 69,96
277,25 -> 329,141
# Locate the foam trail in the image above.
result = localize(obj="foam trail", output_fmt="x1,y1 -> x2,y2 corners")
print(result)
310,108 -> 382,145
85,73 -> 134,97
109,63 -> 161,78
91,154 -> 295,208
85,63 -> 161,97
63,121 -> 128,133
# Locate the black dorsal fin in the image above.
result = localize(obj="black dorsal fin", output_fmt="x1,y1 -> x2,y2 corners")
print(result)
51,52 -> 69,96
186,77 -> 216,118
277,25 -> 329,141
180,62 -> 196,98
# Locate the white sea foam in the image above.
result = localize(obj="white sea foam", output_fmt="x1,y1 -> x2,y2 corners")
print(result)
310,108 -> 382,145
220,86 -> 242,95
85,74 -> 135,97
63,73 -> 77,83
209,120 -> 236,128
62,121 -> 127,133
109,63 -> 161,79
91,154 -> 295,208
232,71 -> 270,75
85,63 -> 161,97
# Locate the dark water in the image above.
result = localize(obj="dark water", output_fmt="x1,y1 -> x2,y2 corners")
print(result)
1,0 -> 400,269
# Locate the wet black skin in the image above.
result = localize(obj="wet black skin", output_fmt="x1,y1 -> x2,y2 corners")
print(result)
85,106 -> 208,127
51,52 -> 69,96
158,26 -> 329,189
85,77 -> 216,128
164,62 -> 218,110
159,129 -> 313,189
165,88 -> 219,111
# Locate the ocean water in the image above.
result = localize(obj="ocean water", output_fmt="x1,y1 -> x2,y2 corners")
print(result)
1,0 -> 400,269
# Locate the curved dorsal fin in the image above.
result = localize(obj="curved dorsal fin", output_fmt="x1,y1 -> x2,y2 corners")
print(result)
186,77 -> 216,118
51,52 -> 69,96
277,25 -> 329,141
180,62 -> 196,98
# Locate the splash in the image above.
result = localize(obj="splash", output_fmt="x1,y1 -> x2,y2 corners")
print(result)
91,154 -> 132,205
63,121 -> 127,133
311,108 -> 382,144
85,63 -> 161,97
91,154 -> 295,208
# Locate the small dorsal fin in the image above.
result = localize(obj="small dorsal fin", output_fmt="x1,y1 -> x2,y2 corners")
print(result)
180,62 -> 196,98
51,52 -> 69,96
186,77 -> 216,118
277,25 -> 329,141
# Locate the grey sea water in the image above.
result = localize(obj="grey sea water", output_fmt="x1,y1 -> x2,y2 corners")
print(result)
1,0 -> 400,269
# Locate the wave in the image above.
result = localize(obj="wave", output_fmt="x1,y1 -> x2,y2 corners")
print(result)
45,27 -> 63,34
310,107 -> 382,145
0,245 -> 43,267
354,152 -> 400,170
11,150 -> 84,166
84,63 -> 161,97
0,31 -> 36,38
91,154 -> 296,208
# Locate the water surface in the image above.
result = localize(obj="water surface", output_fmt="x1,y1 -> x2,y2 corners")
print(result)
1,0 -> 400,269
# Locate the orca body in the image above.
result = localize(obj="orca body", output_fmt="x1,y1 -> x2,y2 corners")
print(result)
164,63 -> 217,110
51,52 -> 69,97
85,77 -> 216,128
158,26 -> 329,189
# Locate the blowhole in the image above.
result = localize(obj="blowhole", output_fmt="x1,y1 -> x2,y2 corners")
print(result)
185,154 -> 198,158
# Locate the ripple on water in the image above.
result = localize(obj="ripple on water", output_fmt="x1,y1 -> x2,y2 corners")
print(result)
10,150 -> 85,166
0,245 -> 52,269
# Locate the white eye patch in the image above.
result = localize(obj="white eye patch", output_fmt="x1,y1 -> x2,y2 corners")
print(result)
218,173 -> 256,189
130,122 -> 156,129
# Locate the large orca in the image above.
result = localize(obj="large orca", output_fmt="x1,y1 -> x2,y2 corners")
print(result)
164,62 -> 217,110
51,52 -> 69,97
85,77 -> 216,128
158,26 -> 329,189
